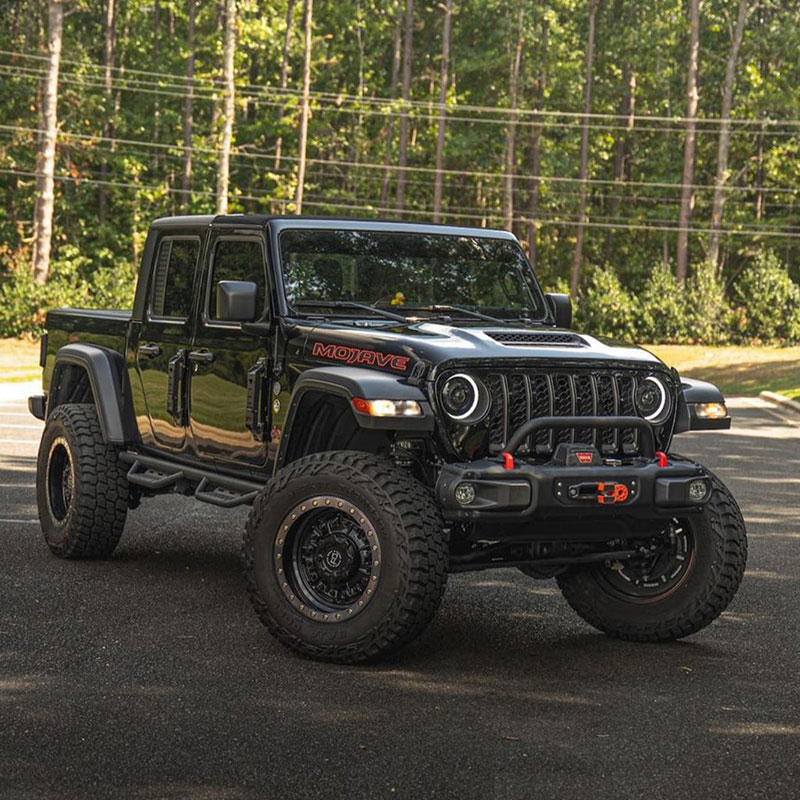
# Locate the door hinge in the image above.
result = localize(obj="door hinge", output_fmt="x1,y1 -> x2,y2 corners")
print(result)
245,358 -> 269,441
167,349 -> 188,426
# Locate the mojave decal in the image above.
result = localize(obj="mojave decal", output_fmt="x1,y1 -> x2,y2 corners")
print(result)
311,341 -> 410,372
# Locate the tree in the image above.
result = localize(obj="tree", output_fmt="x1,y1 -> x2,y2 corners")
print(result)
569,0 -> 599,297
526,10 -> 547,266
98,0 -> 116,223
380,6 -> 403,210
432,0 -> 453,223
215,0 -> 236,215
502,1 -> 524,232
294,0 -> 313,214
180,0 -> 196,211
273,0 -> 296,173
675,0 -> 701,284
394,0 -> 414,216
32,0 -> 65,285
708,0 -> 750,273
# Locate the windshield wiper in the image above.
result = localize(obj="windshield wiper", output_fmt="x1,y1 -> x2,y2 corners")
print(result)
410,304 -> 509,326
293,300 -> 408,324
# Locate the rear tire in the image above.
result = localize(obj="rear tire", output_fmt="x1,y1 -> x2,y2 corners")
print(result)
36,403 -> 129,559
556,471 -> 747,641
242,451 -> 448,663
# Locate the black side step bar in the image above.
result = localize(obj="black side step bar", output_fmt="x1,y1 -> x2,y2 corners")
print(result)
119,452 -> 265,508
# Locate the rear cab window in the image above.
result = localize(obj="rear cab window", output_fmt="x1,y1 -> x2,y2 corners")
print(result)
150,237 -> 200,320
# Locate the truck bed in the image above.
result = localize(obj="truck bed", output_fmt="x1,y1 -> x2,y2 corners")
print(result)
42,307 -> 131,391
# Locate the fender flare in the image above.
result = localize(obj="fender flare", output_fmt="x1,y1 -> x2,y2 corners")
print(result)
277,366 -> 434,467
674,377 -> 730,433
48,344 -> 138,444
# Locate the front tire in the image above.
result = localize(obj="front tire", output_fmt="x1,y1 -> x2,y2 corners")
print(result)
36,403 -> 129,559
242,451 -> 448,663
556,472 -> 747,641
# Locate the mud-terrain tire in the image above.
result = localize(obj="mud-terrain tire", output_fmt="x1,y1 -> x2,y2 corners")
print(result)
556,469 -> 747,641
242,451 -> 448,663
36,403 -> 129,559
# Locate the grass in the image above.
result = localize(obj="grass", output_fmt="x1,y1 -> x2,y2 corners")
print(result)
0,338 -> 40,383
1,337 -> 798,399
647,344 -> 800,400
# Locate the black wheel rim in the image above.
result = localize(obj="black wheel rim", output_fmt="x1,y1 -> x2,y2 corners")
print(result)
46,437 -> 74,524
274,496 -> 382,623
597,519 -> 695,603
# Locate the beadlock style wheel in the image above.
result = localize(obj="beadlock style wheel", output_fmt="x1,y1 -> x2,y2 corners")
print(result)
275,496 -> 382,623
597,519 -> 696,603
45,436 -> 74,525
243,451 -> 448,663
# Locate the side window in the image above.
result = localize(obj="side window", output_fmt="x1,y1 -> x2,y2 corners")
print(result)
209,238 -> 267,321
150,238 -> 199,319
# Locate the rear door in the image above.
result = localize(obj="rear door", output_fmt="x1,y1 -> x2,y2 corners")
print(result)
134,232 -> 201,451
188,228 -> 271,468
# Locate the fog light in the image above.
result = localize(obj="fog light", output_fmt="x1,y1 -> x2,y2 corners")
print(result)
694,402 -> 727,419
688,479 -> 709,503
454,482 -> 476,506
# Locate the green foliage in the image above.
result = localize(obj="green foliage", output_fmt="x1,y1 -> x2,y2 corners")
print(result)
574,267 -> 639,341
686,262 -> 730,345
2,0 -> 800,343
637,262 -> 688,344
730,250 -> 800,344
0,247 -> 136,337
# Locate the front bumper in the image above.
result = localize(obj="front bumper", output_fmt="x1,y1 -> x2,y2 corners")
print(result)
437,457 -> 710,521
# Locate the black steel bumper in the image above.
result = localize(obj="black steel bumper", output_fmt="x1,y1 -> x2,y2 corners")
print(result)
436,416 -> 711,521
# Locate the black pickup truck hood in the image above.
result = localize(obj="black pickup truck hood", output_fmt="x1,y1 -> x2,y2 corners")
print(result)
294,319 -> 664,377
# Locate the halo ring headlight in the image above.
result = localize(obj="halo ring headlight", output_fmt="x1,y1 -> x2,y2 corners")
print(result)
635,376 -> 671,424
440,373 -> 490,423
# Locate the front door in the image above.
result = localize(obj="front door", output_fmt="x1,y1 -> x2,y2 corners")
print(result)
188,230 -> 271,468
134,233 -> 201,451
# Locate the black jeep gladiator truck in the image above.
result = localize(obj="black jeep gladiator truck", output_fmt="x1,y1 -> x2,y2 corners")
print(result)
30,214 -> 746,663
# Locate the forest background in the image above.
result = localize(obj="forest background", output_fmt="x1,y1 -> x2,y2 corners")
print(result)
3,0 -> 800,346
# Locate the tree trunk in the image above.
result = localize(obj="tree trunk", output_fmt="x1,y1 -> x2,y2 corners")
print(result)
274,0 -> 296,173
210,0 -> 226,139
394,0 -> 414,216
432,0 -> 452,223
502,2 -> 524,232
294,0 -> 313,214
380,8 -> 402,209
675,0 -> 701,284
569,0 -> 598,297
32,0 -> 64,285
180,0 -> 195,211
603,67 -> 635,259
526,14 -> 547,265
152,0 -> 161,169
755,120 -> 764,221
215,0 -> 236,214
708,0 -> 749,273
98,0 -> 116,223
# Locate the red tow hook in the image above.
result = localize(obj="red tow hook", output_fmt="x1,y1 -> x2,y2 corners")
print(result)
655,451 -> 668,468
501,452 -> 515,470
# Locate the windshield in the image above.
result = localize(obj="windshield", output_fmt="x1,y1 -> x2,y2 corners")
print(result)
278,228 -> 548,321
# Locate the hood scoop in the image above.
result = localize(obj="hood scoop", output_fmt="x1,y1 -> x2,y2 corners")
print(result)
486,330 -> 586,347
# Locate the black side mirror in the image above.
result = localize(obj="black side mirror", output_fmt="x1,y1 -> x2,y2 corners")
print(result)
545,293 -> 572,329
216,280 -> 258,322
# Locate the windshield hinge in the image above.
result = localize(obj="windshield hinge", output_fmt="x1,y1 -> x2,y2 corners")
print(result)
407,359 -> 430,387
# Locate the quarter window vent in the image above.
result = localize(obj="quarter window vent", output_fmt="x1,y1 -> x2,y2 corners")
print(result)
486,331 -> 586,347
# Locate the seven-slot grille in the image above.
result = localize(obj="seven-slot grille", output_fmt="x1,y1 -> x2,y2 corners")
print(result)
449,367 -> 672,459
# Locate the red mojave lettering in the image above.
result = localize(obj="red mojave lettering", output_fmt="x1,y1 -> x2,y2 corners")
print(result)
311,341 -> 410,372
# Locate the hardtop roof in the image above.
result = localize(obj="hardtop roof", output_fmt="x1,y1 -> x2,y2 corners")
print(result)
150,213 -> 517,241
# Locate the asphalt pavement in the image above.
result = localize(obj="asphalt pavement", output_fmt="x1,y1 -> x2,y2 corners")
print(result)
1,389 -> 798,800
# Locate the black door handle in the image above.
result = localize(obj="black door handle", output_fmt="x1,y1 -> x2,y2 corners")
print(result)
188,349 -> 215,364
138,343 -> 161,358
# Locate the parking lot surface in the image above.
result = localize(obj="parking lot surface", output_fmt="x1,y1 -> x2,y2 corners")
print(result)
1,392 -> 798,799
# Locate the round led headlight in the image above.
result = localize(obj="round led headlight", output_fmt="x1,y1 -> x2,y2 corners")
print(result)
440,373 -> 489,423
635,376 -> 671,424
